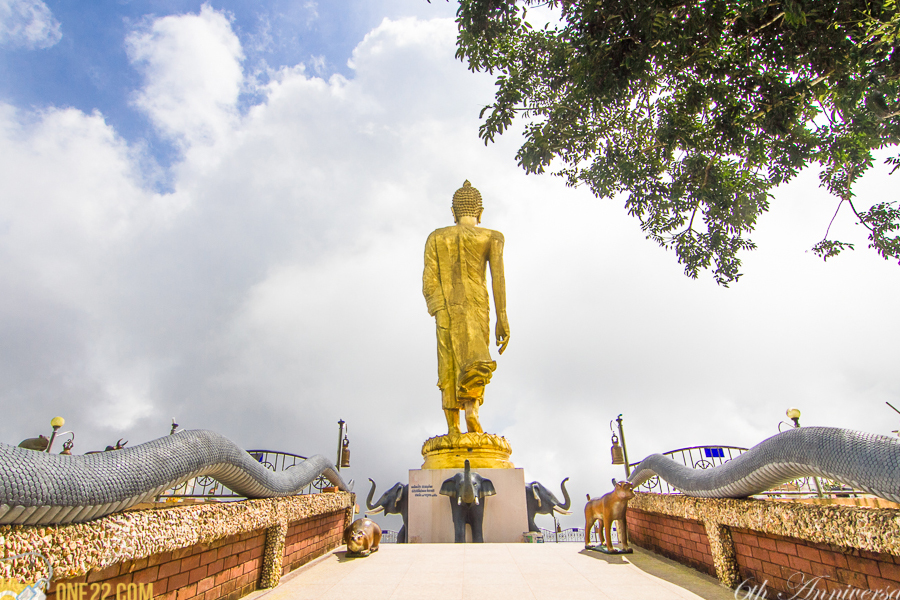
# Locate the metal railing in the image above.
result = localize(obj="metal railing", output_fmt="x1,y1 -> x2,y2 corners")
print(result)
156,449 -> 330,500
628,445 -> 862,498
539,527 -> 616,544
378,528 -> 608,544
380,530 -> 399,544
628,445 -> 748,495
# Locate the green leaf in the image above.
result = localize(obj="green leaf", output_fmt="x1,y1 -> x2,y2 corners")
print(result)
447,0 -> 900,283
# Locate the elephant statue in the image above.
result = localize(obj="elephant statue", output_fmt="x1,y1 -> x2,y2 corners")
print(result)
525,477 -> 572,532
366,478 -> 408,543
439,459 -> 496,543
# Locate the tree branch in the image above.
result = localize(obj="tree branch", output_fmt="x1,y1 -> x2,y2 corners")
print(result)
847,198 -> 875,233
822,198 -> 845,240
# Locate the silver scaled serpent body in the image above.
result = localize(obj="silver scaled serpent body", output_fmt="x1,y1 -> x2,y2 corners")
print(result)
628,427 -> 900,503
0,430 -> 350,526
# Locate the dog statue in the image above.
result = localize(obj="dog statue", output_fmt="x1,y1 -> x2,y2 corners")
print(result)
584,478 -> 635,552
344,518 -> 381,556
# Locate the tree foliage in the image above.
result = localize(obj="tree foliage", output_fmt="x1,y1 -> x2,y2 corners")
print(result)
437,0 -> 900,284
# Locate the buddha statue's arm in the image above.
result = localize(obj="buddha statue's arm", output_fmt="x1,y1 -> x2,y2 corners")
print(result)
489,231 -> 510,354
423,232 -> 445,316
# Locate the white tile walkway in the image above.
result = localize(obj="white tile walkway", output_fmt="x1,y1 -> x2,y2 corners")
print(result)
247,544 -> 737,600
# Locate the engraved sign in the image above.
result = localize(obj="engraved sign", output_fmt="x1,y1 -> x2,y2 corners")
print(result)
411,484 -> 437,498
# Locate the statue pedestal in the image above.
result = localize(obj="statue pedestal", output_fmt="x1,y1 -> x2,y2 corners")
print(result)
406,467 -> 528,543
421,433 -> 513,469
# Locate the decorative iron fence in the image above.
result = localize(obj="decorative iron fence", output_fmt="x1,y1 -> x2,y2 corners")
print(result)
628,445 -> 862,498
156,449 -> 331,500
380,530 -> 399,544
628,445 -> 748,495
377,527 -> 608,544
539,527 -> 615,544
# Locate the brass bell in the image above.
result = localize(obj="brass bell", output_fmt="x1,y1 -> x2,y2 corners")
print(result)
611,433 -> 625,465
340,436 -> 351,468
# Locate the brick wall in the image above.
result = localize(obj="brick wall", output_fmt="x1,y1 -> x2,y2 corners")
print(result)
731,527 -> 900,598
627,508 -> 716,578
46,509 -> 348,600
282,510 -> 346,575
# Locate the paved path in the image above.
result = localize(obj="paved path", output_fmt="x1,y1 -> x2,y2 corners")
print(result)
248,544 -> 736,600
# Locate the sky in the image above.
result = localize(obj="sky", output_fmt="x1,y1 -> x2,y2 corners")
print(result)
1,0 -> 899,533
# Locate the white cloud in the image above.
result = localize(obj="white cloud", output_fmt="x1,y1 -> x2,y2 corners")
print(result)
0,0 -> 61,49
307,54 -> 326,75
126,4 -> 243,153
0,102 -> 174,442
89,383 -> 155,432
304,2 -> 319,25
248,14 -> 273,54
0,7 -> 898,532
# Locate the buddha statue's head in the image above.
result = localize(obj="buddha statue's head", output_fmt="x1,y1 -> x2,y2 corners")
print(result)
452,180 -> 483,224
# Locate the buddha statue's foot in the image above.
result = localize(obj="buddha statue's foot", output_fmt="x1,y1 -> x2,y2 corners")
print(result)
462,401 -> 483,434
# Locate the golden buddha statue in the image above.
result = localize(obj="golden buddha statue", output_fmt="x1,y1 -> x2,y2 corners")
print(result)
421,181 -> 513,469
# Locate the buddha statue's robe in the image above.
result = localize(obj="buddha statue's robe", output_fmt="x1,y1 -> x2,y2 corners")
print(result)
423,224 -> 506,410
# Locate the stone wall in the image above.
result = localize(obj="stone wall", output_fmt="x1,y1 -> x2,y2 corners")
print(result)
627,493 -> 900,599
0,493 -> 354,600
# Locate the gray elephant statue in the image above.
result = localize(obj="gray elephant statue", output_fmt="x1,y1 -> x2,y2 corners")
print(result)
439,459 -> 496,543
366,478 -> 408,543
525,477 -> 572,533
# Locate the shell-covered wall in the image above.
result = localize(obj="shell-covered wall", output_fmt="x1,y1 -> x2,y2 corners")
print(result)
0,493 -> 354,585
627,492 -> 900,595
630,493 -> 900,556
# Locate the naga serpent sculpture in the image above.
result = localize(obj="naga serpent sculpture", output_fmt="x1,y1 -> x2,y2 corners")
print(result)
628,426 -> 900,503
0,430 -> 350,526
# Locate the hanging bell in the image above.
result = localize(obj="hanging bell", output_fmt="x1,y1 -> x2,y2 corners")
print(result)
340,436 -> 351,468
610,433 -> 625,465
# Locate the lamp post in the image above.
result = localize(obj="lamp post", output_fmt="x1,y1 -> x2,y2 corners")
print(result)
46,416 -> 65,453
786,407 -> 801,428
552,513 -> 560,543
887,402 -> 900,436
336,420 -> 350,470
336,420 -> 344,470
780,408 -> 823,498
610,414 -> 631,478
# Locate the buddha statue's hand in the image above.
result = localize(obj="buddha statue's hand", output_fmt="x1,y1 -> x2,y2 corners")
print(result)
495,312 -> 510,355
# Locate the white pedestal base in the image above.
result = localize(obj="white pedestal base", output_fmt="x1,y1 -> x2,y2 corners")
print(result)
407,468 -> 528,543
